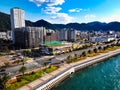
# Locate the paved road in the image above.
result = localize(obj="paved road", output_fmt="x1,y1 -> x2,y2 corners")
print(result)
5,43 -> 114,75
53,43 -> 113,61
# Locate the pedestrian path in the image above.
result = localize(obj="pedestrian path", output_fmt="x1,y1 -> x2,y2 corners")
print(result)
18,49 -> 120,90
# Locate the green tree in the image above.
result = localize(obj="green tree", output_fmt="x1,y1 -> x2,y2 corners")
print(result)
0,73 -> 10,89
81,51 -> 86,56
44,62 -> 49,66
4,46 -> 10,54
98,46 -> 102,51
88,50 -> 92,54
23,50 -> 32,57
93,48 -> 98,53
106,45 -> 110,48
74,54 -> 78,59
103,46 -> 107,50
111,44 -> 114,47
19,66 -> 27,76
67,55 -> 72,60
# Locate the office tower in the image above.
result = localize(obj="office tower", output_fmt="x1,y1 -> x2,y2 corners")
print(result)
10,7 -> 25,43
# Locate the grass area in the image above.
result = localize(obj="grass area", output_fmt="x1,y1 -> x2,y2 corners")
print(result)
0,52 -> 14,56
100,46 -> 120,53
87,53 -> 100,57
6,66 -> 58,90
67,46 -> 120,64
42,41 -> 64,47
67,57 -> 86,63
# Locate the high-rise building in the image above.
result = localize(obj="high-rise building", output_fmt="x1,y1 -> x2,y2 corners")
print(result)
59,29 -> 68,41
59,28 -> 77,42
14,27 -> 46,48
10,7 -> 25,43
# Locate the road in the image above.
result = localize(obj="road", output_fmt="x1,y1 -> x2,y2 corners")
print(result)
53,43 -> 112,61
5,43 -> 114,75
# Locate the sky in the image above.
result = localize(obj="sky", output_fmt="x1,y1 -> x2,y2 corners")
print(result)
0,0 -> 120,24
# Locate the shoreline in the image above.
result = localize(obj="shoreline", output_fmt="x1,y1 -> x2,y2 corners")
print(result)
18,49 -> 120,90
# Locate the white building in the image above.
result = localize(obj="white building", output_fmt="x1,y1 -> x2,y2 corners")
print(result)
91,35 -> 116,43
0,32 -> 6,39
10,7 -> 25,43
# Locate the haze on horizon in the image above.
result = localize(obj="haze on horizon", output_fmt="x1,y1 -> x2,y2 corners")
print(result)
0,0 -> 120,24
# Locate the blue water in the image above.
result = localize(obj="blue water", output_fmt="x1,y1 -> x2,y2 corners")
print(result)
52,55 -> 120,90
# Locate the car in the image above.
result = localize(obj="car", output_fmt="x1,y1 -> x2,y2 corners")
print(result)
0,69 -> 6,72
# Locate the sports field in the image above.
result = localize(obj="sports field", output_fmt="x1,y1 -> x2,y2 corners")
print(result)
42,41 -> 64,46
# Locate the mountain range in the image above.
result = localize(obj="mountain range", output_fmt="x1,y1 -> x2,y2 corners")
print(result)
0,11 -> 120,32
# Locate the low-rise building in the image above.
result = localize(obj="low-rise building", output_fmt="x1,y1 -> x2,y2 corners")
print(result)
91,34 -> 116,43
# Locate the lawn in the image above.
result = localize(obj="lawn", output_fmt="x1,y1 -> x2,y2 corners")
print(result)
6,66 -> 58,90
67,46 -> 120,64
42,41 -> 64,46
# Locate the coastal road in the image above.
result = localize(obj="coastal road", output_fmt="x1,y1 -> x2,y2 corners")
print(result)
53,43 -> 113,61
5,43 -> 114,75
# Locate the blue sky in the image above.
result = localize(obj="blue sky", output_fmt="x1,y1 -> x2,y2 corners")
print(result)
0,0 -> 120,24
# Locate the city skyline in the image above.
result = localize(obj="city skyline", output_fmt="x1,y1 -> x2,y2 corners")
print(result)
0,0 -> 120,24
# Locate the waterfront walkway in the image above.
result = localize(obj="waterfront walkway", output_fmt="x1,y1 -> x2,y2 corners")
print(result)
18,49 -> 120,90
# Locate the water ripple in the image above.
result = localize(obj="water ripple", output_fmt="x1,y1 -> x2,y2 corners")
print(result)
52,55 -> 120,90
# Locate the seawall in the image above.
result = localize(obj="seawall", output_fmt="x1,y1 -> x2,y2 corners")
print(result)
18,49 -> 120,90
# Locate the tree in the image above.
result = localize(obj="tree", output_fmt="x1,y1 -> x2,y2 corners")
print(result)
106,45 -> 110,48
81,51 -> 86,56
74,54 -> 78,59
98,46 -> 102,51
67,55 -> 72,60
111,44 -> 114,47
19,66 -> 27,76
23,50 -> 32,57
93,48 -> 98,53
103,46 -> 107,50
0,73 -> 10,89
4,46 -> 10,53
88,50 -> 92,54
44,62 -> 49,66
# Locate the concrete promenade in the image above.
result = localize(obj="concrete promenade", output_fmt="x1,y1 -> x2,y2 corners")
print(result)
18,49 -> 120,90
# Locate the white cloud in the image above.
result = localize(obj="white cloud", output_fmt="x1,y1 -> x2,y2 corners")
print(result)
50,13 -> 74,24
29,0 -> 74,24
69,8 -> 83,13
29,0 -> 65,6
85,14 -> 96,20
46,0 -> 65,6
100,14 -> 120,23
29,0 -> 46,6
43,6 -> 62,14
